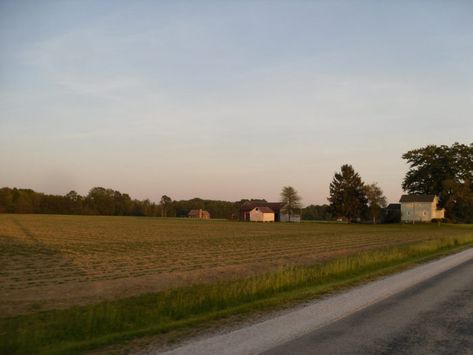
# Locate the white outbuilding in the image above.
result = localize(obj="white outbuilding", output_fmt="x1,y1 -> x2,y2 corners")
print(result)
249,206 -> 275,222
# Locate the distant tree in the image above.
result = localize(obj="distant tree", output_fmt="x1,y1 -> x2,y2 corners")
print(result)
402,143 -> 473,196
86,187 -> 115,215
65,190 -> 83,214
442,179 -> 473,223
280,186 -> 302,222
13,189 -> 40,213
172,198 -> 239,219
402,142 -> 473,221
302,204 -> 332,221
0,188 -> 14,213
328,164 -> 368,221
364,183 -> 387,224
39,194 -> 66,214
113,191 -> 133,215
160,195 -> 172,217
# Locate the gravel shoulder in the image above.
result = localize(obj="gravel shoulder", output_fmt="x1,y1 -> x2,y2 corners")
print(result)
155,247 -> 473,355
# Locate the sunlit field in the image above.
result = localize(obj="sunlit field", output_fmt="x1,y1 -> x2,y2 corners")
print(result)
2,214 -> 473,318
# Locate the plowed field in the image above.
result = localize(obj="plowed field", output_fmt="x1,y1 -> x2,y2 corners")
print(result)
1,214 -> 471,317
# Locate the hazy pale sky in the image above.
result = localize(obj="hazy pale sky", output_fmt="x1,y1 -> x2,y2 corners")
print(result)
1,1 -> 472,205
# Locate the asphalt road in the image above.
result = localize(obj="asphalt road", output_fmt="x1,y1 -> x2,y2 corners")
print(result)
158,249 -> 473,355
264,258 -> 473,355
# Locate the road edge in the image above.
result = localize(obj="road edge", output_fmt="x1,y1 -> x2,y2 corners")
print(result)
159,247 -> 473,355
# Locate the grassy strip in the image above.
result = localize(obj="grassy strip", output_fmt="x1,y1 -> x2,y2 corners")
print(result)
2,235 -> 473,354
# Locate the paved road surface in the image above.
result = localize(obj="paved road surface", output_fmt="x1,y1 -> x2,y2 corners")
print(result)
158,248 -> 473,355
265,258 -> 473,355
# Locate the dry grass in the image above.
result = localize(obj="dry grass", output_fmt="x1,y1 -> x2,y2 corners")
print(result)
1,214 -> 472,317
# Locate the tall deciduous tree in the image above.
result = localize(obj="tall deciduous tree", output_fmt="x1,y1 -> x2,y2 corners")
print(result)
280,186 -> 302,222
160,195 -> 172,217
442,179 -> 473,223
402,143 -> 472,195
328,164 -> 368,221
402,142 -> 473,222
364,183 -> 387,224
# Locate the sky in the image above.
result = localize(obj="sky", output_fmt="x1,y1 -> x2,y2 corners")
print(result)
1,1 -> 472,205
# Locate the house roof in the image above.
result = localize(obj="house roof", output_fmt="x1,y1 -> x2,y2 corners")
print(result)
240,201 -> 286,212
188,209 -> 210,216
253,206 -> 274,213
386,203 -> 401,210
399,195 -> 437,203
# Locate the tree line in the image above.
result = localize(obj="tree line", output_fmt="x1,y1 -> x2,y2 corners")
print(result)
1,142 -> 471,222
0,185 -> 330,220
0,186 -> 262,219
0,187 -> 161,216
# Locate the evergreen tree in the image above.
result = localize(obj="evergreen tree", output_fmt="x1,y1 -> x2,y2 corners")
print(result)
328,164 -> 368,221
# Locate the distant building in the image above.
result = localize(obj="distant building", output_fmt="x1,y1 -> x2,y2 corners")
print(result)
239,201 -> 301,222
249,206 -> 275,222
240,202 -> 285,222
280,210 -> 302,223
399,195 -> 445,222
381,203 -> 401,223
188,209 -> 211,219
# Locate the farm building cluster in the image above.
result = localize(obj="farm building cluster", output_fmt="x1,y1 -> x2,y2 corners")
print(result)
186,195 -> 445,223
186,202 -> 302,222
239,201 -> 301,223
382,195 -> 445,223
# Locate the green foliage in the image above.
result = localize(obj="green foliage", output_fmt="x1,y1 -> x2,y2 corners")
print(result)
2,231 -> 473,354
280,186 -> 302,220
0,188 -> 244,219
301,204 -> 332,220
171,198 -> 241,219
159,195 -> 172,217
402,142 -> 473,222
328,164 -> 368,221
0,188 -> 41,213
442,179 -> 473,223
0,188 -> 14,213
364,183 -> 387,224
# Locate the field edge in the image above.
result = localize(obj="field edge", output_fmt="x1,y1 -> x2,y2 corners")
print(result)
2,235 -> 473,354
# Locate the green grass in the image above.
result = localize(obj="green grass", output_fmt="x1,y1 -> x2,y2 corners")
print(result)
1,234 -> 473,354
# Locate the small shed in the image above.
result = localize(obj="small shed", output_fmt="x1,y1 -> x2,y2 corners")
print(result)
188,209 -> 211,219
239,201 -> 286,222
249,207 -> 275,222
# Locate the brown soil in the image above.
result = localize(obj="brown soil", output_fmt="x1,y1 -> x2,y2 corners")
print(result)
2,214 -> 470,317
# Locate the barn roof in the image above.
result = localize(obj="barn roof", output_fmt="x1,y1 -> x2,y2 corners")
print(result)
399,195 -> 436,203
253,206 -> 274,213
240,201 -> 286,212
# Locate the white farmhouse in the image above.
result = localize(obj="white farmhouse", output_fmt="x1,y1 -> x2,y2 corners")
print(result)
249,206 -> 275,222
400,195 -> 445,223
